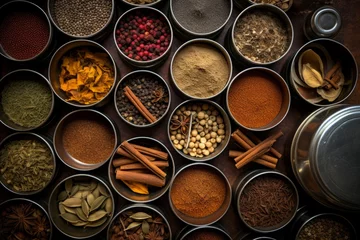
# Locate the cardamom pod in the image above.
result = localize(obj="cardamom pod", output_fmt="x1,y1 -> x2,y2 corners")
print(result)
88,210 -> 107,222
58,203 -> 66,215
89,181 -> 98,191
90,196 -> 107,212
87,193 -> 95,206
104,198 -> 112,214
125,222 -> 142,231
130,212 -> 152,220
60,213 -> 80,224
98,184 -> 109,197
70,185 -> 79,197
73,221 -> 88,227
81,190 -> 90,198
63,206 -> 76,214
92,186 -> 100,199
81,199 -> 90,218
57,191 -> 68,202
72,191 -> 83,199
65,179 -> 73,196
84,216 -> 107,228
76,207 -> 88,222
142,220 -> 150,234
62,198 -> 82,207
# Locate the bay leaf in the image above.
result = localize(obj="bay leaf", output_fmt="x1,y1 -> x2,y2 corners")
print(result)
130,212 -> 152,220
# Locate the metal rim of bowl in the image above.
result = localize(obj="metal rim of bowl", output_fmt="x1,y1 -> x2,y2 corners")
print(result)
168,162 -> 232,226
0,132 -> 57,195
47,0 -> 115,39
179,225 -> 232,240
295,213 -> 357,239
113,70 -> 172,128
108,136 -> 175,203
53,109 -> 118,171
167,99 -> 231,162
0,197 -> 53,239
48,174 -> 115,239
236,170 -> 299,233
48,39 -> 117,108
170,38 -> 233,100
225,66 -> 291,131
0,0 -> 53,62
121,0 -> 163,8
113,6 -> 174,65
289,38 -> 358,107
169,0 -> 233,37
246,0 -> 293,12
106,203 -> 172,240
0,69 -> 55,131
231,4 -> 294,66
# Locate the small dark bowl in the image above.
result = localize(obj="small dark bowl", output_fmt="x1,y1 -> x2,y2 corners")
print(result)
0,69 -> 55,131
178,225 -> 232,240
53,109 -> 118,171
109,136 -> 175,203
0,132 -> 56,195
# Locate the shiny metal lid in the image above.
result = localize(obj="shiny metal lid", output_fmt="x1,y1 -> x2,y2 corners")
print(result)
311,7 -> 341,38
311,106 -> 360,207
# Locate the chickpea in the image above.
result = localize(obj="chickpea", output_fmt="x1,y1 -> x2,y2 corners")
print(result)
205,134 -> 211,140
190,152 -> 196,157
205,142 -> 212,148
191,137 -> 196,143
212,126 -> 218,132
198,111 -> 205,120
176,134 -> 182,140
210,138 -> 216,144
200,132 -> 205,137
208,147 -> 215,153
183,148 -> 188,154
202,150 -> 210,156
173,139 -> 179,144
180,140 -> 185,145
197,154 -> 204,158
171,135 -> 176,141
197,126 -> 204,132
189,142 -> 195,148
213,143 -> 218,148
200,119 -> 206,126
204,114 -> 209,119
219,124 -> 225,129
216,116 -> 224,124
192,148 -> 197,152
196,135 -> 201,141
216,137 -> 222,143
212,122 -> 218,126
217,129 -> 225,135
199,143 -> 205,149
176,144 -> 183,150
195,142 -> 199,148
210,116 -> 216,121
191,130 -> 198,137
210,132 -> 217,138
200,137 -> 207,143
202,104 -> 209,110
207,120 -> 213,125
197,149 -> 202,154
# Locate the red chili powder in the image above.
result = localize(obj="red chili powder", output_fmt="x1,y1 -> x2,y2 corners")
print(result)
228,72 -> 283,128
0,10 -> 49,60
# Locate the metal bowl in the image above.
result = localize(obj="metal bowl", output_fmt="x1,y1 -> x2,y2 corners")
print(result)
230,4 -> 294,66
234,170 -> 299,233
288,38 -> 358,107
47,0 -> 115,39
0,69 -> 55,131
169,163 -> 232,226
0,0 -> 53,62
235,0 -> 293,12
0,132 -> 56,195
48,174 -> 115,239
53,109 -> 118,171
113,7 -> 173,68
108,136 -> 175,203
121,0 -> 164,8
114,70 -> 171,128
0,198 -> 53,239
226,67 -> 291,131
107,203 -> 172,240
48,39 -> 117,108
170,38 -> 233,100
177,225 -> 231,240
167,99 -> 231,162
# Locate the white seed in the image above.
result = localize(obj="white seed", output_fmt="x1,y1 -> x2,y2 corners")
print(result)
191,130 -> 198,137
198,111 -> 205,119
199,143 -> 205,149
200,137 -> 207,143
218,129 -> 225,135
205,142 -> 212,148
209,147 -> 215,153
216,137 -> 222,143
176,134 -> 182,140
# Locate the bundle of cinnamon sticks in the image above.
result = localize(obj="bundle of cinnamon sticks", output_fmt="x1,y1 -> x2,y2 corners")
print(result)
113,141 -> 168,194
229,129 -> 283,169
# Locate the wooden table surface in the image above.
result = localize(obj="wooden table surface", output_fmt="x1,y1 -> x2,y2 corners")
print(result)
1,0 -> 360,239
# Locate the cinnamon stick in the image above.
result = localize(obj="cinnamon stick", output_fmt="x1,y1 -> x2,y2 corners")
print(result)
324,73 -> 341,90
117,147 -> 156,161
112,158 -> 136,167
253,159 -> 277,169
116,170 -> 165,187
229,150 -> 278,165
246,130 -> 283,158
132,144 -> 168,160
325,61 -> 341,79
235,141 -> 275,169
124,86 -> 157,123
120,161 -> 169,170
121,141 -> 166,179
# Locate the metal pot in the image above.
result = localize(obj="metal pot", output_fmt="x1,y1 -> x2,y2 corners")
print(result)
291,105 -> 360,211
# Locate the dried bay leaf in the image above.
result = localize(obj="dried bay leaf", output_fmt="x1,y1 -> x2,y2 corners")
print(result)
62,197 -> 82,207
90,195 -> 107,212
60,213 -> 80,223
302,63 -> 324,88
125,222 -> 142,231
122,180 -> 149,195
130,212 -> 152,220
298,49 -> 324,87
88,210 -> 107,222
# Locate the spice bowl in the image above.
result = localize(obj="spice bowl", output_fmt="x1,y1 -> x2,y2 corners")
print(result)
234,0 -> 293,12
53,109 -> 118,171
0,132 -> 56,195
48,39 -> 117,108
48,174 -> 115,239
0,198 -> 53,239
0,0 -> 53,62
226,67 -> 291,131
113,7 -> 173,68
107,203 -> 172,239
169,163 -> 232,226
114,70 -> 171,127
167,99 -> 231,162
229,4 -> 294,66
234,170 -> 299,233
170,38 -> 233,100
177,225 -> 232,240
288,38 -> 358,106
121,0 -> 164,8
0,69 -> 55,131
108,136 -> 175,203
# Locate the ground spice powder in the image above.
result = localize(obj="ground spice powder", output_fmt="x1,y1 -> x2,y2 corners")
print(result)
228,72 -> 283,128
170,166 -> 226,218
185,230 -> 227,240
62,118 -> 115,164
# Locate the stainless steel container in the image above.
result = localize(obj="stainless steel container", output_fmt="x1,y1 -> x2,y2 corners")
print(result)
239,234 -> 277,240
177,225 -> 231,240
108,136 -> 175,203
121,0 -> 164,8
233,0 -> 293,12
291,105 -> 360,212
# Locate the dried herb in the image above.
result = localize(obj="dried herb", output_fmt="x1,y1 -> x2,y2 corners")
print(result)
0,139 -> 54,192
250,0 -> 291,11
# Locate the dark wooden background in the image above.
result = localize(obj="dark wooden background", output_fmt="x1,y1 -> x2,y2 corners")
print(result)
0,0 -> 359,239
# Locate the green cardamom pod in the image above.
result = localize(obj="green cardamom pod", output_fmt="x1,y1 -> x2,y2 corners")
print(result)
88,210 -> 107,222
57,191 -> 68,202
92,186 -> 100,199
63,206 -> 76,214
87,193 -> 95,206
130,212 -> 152,220
65,179 -> 73,196
98,184 -> 109,197
58,203 -> 66,215
72,191 -> 83,199
81,190 -> 90,198
76,207 -> 88,222
89,181 -> 98,191
84,216 -> 107,228
104,198 -> 112,214
70,185 -> 79,197
60,212 -> 80,224
62,198 -> 82,207
90,195 -> 106,212
73,221 -> 88,227
81,199 -> 90,218
142,220 -> 150,234
125,222 -> 142,231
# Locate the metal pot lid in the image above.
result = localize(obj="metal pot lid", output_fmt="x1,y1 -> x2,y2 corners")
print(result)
312,106 -> 360,207
311,7 -> 341,37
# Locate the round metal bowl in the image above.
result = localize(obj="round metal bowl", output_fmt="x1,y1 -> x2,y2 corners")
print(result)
107,203 -> 172,240
169,163 -> 232,226
177,225 -> 231,240
288,38 -> 358,107
234,170 -> 299,233
167,99 -> 231,162
47,0 -> 115,39
170,38 -> 233,100
0,69 -> 55,131
121,0 -> 164,8
48,174 -> 115,239
113,7 -> 173,68
234,0 -> 293,12
114,70 -> 171,128
53,109 -> 118,171
0,0 -> 53,62
230,4 -> 294,66
0,198 -> 53,239
48,39 -> 117,108
0,132 -> 56,195
108,136 -> 175,203
226,67 -> 291,131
